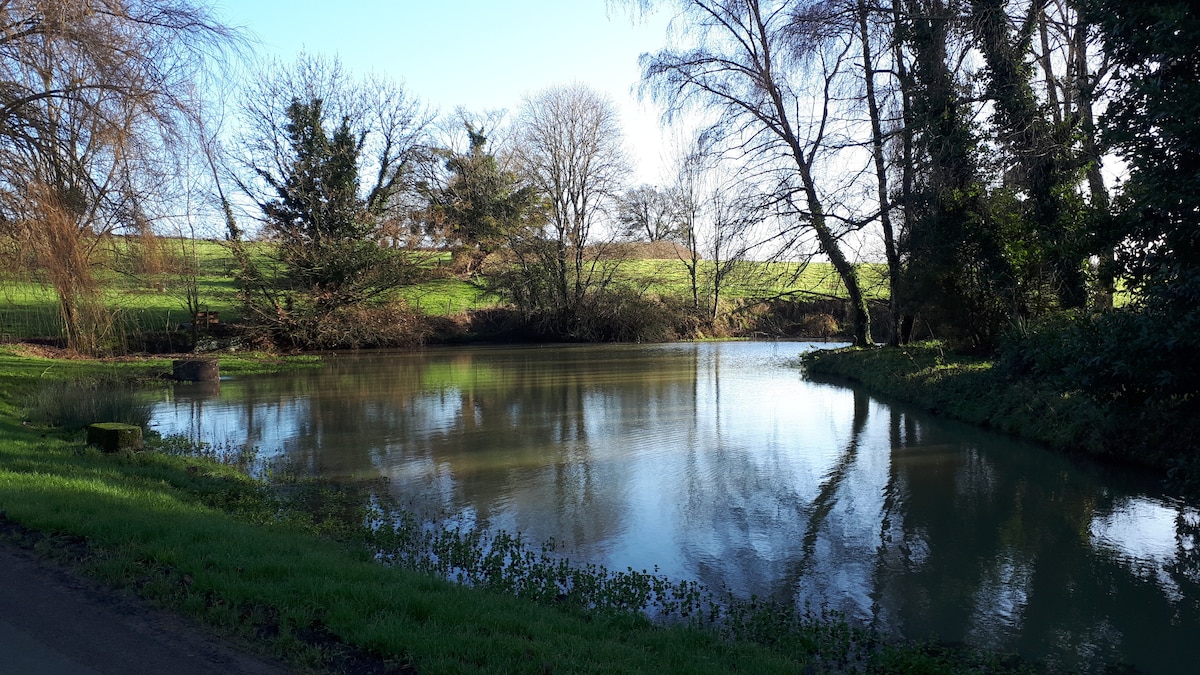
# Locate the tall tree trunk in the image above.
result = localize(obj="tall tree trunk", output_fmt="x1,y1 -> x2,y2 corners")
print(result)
971,0 -> 1085,310
858,0 -> 900,346
904,0 -> 1011,348
1072,13 -> 1113,309
782,127 -> 872,348
750,1 -> 871,347
893,0 -> 916,343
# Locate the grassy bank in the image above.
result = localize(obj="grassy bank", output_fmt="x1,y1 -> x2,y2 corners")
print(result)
0,347 -> 1023,673
2,236 -> 882,345
801,342 -> 1179,475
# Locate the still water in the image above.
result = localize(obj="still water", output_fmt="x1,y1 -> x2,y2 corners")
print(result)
153,342 -> 1199,673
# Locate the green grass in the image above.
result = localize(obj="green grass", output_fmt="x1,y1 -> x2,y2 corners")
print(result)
0,452 -> 798,672
614,259 -> 889,302
0,237 -> 242,340
0,349 -> 1021,673
399,277 -> 498,315
1,236 -> 889,343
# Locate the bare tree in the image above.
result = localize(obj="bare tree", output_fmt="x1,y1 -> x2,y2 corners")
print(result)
641,0 -> 874,346
853,0 -> 904,345
513,83 -> 629,315
618,184 -> 680,242
672,144 -> 706,313
670,140 -> 764,321
0,0 -> 238,352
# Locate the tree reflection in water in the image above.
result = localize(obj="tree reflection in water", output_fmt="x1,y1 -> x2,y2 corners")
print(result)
153,342 -> 1200,674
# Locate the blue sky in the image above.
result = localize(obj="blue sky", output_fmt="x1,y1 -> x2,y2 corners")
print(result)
215,0 -> 675,181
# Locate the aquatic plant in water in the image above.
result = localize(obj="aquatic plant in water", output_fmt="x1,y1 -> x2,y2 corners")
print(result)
358,492 -> 884,670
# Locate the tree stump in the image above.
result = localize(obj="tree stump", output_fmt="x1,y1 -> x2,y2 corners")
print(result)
87,423 -> 143,453
172,359 -> 219,382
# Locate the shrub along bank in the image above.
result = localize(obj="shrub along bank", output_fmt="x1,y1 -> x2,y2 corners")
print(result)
0,346 -> 1027,674
1,237 -> 884,352
803,342 -> 1200,492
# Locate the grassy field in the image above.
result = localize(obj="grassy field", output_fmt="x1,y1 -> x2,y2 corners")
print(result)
0,346 -> 1016,673
1,236 -> 885,342
611,258 -> 888,302
0,238 -> 242,341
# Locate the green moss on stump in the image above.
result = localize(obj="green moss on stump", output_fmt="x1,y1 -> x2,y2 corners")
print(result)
86,423 -> 143,453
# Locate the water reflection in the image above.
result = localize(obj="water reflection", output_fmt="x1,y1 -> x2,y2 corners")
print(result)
153,342 -> 1199,673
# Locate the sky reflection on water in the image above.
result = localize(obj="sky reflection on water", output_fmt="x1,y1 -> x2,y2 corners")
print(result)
152,342 -> 1200,673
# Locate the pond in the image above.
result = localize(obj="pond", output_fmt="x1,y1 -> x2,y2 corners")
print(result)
152,341 -> 1199,673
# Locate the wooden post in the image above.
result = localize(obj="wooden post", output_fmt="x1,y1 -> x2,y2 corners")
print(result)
172,359 -> 219,382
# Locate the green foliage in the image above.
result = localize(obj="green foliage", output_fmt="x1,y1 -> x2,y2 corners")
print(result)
1085,0 -> 1200,404
424,126 -> 542,270
231,98 -> 429,347
968,0 -> 1090,310
895,0 -> 1107,345
998,295 -> 1200,472
902,182 -> 1015,348
898,2 -> 1015,348
996,311 -> 1091,384
1089,0 -> 1200,295
265,100 -> 367,245
1027,0 -> 1200,480
260,98 -> 415,308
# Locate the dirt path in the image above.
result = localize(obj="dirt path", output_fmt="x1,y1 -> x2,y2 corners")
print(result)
0,542 -> 293,675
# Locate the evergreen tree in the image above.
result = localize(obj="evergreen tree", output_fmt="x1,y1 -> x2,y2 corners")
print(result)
1089,0 -> 1200,295
248,97 -> 418,340
429,126 -> 540,272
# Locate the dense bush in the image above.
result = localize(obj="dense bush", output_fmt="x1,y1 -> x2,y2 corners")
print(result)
570,288 -> 698,342
501,289 -> 697,343
261,300 -> 430,350
25,376 -> 154,430
999,282 -> 1200,412
996,294 -> 1200,483
996,310 -> 1091,383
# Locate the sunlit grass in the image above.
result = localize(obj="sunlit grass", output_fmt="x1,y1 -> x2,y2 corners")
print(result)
2,237 -> 891,339
615,259 -> 890,302
1,237 -> 242,339
399,277 -> 497,315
